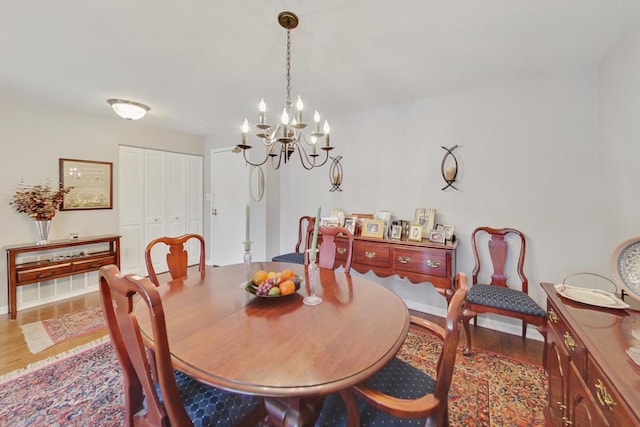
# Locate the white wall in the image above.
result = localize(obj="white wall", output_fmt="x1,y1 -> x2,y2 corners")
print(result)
0,99 -> 203,310
276,69 -> 600,336
599,21 -> 640,267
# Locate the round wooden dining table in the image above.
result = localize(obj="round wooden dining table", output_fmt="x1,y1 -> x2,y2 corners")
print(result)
134,261 -> 410,427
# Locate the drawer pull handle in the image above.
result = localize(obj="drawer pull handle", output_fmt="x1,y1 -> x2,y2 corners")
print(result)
563,332 -> 576,352
398,256 -> 410,264
595,379 -> 616,411
548,308 -> 558,324
36,271 -> 56,279
337,248 -> 346,255
426,259 -> 440,268
365,251 -> 376,259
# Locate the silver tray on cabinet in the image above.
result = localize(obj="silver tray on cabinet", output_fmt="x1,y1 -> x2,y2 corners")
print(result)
554,284 -> 630,309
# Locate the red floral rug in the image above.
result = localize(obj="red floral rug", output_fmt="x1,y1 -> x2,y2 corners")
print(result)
2,328 -> 546,425
20,305 -> 105,353
397,330 -> 547,426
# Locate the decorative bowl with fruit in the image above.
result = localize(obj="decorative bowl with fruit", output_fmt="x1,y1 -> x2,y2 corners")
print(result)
245,269 -> 303,298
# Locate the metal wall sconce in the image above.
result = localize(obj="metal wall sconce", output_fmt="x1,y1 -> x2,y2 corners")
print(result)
329,156 -> 343,191
441,145 -> 459,190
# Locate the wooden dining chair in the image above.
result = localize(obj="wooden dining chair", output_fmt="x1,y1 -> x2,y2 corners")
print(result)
145,233 -> 205,286
461,226 -> 547,356
305,225 -> 354,274
315,272 -> 468,426
98,264 -> 266,427
271,215 -> 315,264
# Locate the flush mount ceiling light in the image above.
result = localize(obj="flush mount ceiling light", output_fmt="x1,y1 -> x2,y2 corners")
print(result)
237,11 -> 334,170
107,99 -> 150,120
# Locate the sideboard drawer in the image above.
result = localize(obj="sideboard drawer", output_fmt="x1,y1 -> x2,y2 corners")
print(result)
547,298 -> 586,373
17,263 -> 74,283
392,247 -> 447,278
353,241 -> 390,268
586,354 -> 634,427
334,240 -> 350,262
72,254 -> 116,273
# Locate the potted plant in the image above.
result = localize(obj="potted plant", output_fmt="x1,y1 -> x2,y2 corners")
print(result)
10,183 -> 73,244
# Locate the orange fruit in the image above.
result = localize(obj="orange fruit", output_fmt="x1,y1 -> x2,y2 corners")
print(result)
281,269 -> 295,280
252,270 -> 268,285
279,280 -> 296,296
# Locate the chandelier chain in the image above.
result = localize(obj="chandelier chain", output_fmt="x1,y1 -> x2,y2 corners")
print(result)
285,30 -> 292,104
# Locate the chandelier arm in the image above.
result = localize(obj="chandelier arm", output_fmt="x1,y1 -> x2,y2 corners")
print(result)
294,143 -> 317,170
239,147 -> 272,167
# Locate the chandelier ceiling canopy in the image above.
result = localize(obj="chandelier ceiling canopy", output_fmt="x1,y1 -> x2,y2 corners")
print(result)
237,11 -> 334,170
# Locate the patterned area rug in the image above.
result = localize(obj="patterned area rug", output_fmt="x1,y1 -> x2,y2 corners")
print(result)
1,328 -> 546,425
397,330 -> 547,426
20,305 -> 105,353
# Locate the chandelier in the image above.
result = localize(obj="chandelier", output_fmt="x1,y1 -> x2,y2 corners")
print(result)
237,11 -> 334,170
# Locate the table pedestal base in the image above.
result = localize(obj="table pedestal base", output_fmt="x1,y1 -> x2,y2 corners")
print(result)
264,396 -> 324,427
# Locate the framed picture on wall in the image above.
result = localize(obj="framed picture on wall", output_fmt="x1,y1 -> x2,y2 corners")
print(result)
59,158 -> 113,210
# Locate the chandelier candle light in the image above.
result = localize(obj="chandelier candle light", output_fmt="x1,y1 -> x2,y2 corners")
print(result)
237,11 -> 334,170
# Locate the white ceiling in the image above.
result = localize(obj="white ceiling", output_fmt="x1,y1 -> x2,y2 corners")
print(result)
3,1 -> 640,136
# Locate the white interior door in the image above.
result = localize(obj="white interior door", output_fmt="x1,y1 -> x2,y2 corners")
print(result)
211,147 -> 250,266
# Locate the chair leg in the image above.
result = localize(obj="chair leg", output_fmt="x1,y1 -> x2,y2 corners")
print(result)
522,320 -> 528,339
462,309 -> 474,356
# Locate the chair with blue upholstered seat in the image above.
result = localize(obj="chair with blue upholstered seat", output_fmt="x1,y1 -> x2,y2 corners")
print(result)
272,215 -> 315,264
98,264 -> 266,426
315,272 -> 468,427
461,226 -> 547,357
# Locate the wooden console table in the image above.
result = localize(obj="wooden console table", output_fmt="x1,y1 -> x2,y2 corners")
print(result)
542,282 -> 640,426
6,234 -> 120,319
333,235 -> 457,299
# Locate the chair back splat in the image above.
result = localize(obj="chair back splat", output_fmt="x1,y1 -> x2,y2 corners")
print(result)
145,233 -> 205,286
304,225 -> 354,273
463,226 -> 547,360
99,264 -> 265,426
316,273 -> 469,427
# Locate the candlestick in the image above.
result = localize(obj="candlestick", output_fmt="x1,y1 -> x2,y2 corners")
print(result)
245,203 -> 250,244
310,205 -> 321,262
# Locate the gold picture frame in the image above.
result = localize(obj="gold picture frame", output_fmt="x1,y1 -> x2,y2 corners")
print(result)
59,158 -> 113,210
414,208 -> 436,236
408,224 -> 423,242
361,218 -> 385,238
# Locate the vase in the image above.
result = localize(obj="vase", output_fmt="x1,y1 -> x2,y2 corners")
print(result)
34,219 -> 51,245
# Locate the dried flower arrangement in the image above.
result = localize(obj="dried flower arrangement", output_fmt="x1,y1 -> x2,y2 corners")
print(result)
10,183 -> 73,220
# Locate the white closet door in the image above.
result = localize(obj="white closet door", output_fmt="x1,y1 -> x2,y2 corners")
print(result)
144,150 -> 168,274
166,152 -> 187,237
186,154 -> 204,265
119,146 -> 145,275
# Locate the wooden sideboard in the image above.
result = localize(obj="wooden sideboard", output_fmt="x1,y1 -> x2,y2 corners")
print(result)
333,235 -> 457,298
6,235 -> 120,319
541,283 -> 640,426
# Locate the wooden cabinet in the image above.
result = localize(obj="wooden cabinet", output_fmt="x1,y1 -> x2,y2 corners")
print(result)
335,236 -> 457,298
6,235 -> 120,319
542,283 -> 640,426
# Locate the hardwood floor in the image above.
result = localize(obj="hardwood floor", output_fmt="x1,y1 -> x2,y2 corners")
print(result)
0,292 -> 106,375
0,293 -> 544,376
